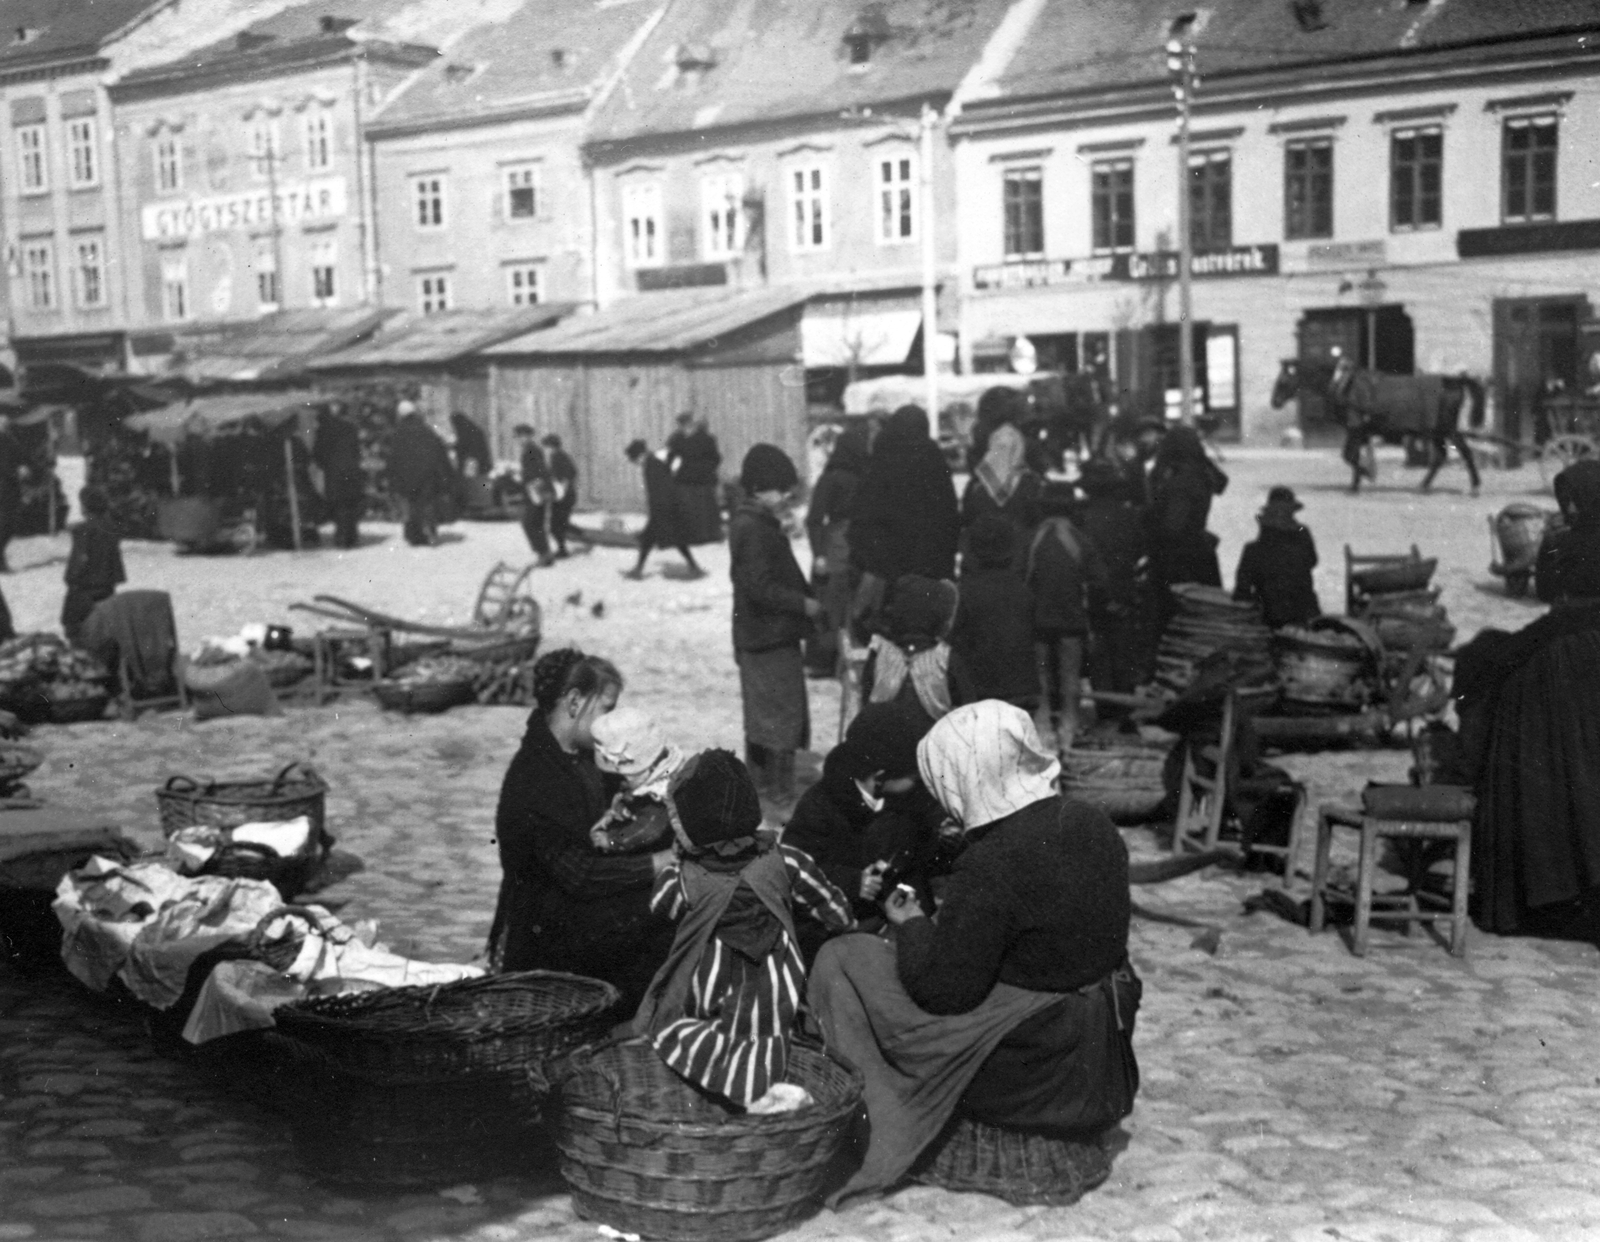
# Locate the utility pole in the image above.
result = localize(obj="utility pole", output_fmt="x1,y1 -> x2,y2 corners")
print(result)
1166,17 -> 1197,427
919,102 -> 940,441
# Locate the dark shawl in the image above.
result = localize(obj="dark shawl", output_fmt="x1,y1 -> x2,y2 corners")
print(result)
450,414 -> 493,477
849,409 -> 960,582
312,413 -> 364,504
387,413 -> 453,500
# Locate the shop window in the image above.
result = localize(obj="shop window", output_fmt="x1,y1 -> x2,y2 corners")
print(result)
1091,158 -> 1134,252
1188,150 -> 1232,250
505,162 -> 540,220
790,163 -> 829,252
1503,114 -> 1556,224
155,135 -> 182,193
1284,137 -> 1332,240
1390,126 -> 1441,231
1002,166 -> 1044,258
876,152 -> 916,245
74,235 -> 105,307
702,171 -> 745,258
23,239 -> 54,310
67,117 -> 97,188
418,272 -> 450,314
16,123 -> 46,193
506,263 -> 541,306
623,181 -> 662,267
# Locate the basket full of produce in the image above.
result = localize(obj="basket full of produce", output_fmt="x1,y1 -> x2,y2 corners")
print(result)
371,656 -> 480,714
0,635 -> 113,724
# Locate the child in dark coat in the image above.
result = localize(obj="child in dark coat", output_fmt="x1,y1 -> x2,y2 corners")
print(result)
951,513 -> 1039,712
1233,486 -> 1320,628
1025,492 -> 1108,748
62,487 -> 125,645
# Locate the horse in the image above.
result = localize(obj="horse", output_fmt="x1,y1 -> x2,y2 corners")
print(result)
1271,355 -> 1482,495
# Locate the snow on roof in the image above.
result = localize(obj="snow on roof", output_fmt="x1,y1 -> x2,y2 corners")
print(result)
310,305 -> 579,368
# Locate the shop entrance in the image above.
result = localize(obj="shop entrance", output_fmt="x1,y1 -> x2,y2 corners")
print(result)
1294,305 -> 1414,442
1492,297 -> 1588,444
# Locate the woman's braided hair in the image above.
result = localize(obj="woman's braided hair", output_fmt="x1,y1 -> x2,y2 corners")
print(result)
532,647 -> 623,715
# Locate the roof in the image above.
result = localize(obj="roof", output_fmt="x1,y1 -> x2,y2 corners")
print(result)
483,287 -> 813,356
984,0 -> 1600,109
0,0 -> 164,73
310,304 -> 578,369
585,0 -> 1017,149
156,308 -> 397,383
370,0 -> 663,136
125,390 -> 322,443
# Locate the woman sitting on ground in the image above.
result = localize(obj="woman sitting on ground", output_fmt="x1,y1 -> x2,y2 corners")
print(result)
808,701 -> 1141,1204
487,648 -> 675,1011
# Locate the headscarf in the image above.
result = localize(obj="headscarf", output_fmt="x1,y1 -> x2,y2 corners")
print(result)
823,426 -> 870,478
1153,426 -> 1228,497
849,405 -> 961,581
975,423 -> 1027,506
916,701 -> 1061,833
593,707 -> 684,801
665,749 -> 763,850
830,700 -> 931,782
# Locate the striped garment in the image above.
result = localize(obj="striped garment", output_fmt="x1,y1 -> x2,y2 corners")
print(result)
648,843 -> 854,1106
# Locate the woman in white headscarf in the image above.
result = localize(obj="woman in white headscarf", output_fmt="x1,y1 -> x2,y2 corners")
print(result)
808,701 -> 1140,1205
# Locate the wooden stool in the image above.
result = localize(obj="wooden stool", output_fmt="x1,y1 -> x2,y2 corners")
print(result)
1309,804 -> 1471,957
312,628 -> 387,705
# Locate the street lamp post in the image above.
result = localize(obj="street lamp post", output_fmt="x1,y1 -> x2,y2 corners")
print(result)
919,103 -> 940,441
1167,20 -> 1197,428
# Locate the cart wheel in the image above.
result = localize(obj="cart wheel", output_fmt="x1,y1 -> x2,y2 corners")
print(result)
1539,434 -> 1598,487
1506,571 -> 1531,598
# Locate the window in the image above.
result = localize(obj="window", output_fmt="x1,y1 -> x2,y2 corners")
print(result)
22,240 -> 54,310
304,110 -> 333,172
505,162 -> 540,220
1188,149 -> 1232,250
1002,166 -> 1044,258
875,152 -> 916,245
413,175 -> 446,229
16,124 -> 46,193
248,119 -> 280,181
418,273 -> 450,314
1091,158 -> 1134,251
623,181 -> 662,267
73,236 -> 105,307
702,171 -> 745,259
1390,125 -> 1442,231
155,135 -> 182,193
311,237 -> 337,306
790,163 -> 828,251
507,263 -> 541,306
67,118 -> 97,188
1284,137 -> 1333,240
253,240 -> 279,309
1503,114 -> 1556,224
161,253 -> 189,320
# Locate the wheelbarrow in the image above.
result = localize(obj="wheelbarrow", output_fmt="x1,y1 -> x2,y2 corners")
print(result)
1487,503 -> 1554,598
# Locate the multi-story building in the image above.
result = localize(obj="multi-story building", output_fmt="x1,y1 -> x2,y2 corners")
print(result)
952,0 -> 1600,443
107,0 -> 435,335
364,0 -> 664,317
0,0 -> 296,370
579,0 -> 1040,402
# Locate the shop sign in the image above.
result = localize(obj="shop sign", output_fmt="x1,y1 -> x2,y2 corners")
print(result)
973,243 -> 1277,290
1305,240 -> 1387,269
141,176 -> 347,242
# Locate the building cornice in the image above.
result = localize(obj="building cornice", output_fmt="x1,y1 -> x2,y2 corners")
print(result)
365,87 -> 593,140
0,55 -> 109,88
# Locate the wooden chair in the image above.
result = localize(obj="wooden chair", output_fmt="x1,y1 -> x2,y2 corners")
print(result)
119,650 -> 187,720
1236,778 -> 1308,888
836,632 -> 870,737
1171,692 -> 1235,853
1344,543 -> 1421,614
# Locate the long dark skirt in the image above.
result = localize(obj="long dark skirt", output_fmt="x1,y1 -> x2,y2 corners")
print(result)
738,643 -> 810,751
1471,628 -> 1600,936
676,483 -> 723,546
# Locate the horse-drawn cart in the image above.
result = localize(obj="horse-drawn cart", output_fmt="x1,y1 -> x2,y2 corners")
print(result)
1535,395 -> 1600,485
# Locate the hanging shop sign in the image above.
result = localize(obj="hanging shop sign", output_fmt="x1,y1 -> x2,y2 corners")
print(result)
141,176 -> 348,242
973,242 -> 1279,291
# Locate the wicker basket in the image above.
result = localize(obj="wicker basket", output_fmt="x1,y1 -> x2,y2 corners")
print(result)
1352,557 -> 1437,596
0,741 -> 43,785
155,762 -> 328,847
555,1039 -> 862,1242
47,694 -> 109,724
370,678 -> 476,714
913,1117 -> 1113,1206
1061,746 -> 1167,825
199,840 -> 326,901
273,971 -> 620,1081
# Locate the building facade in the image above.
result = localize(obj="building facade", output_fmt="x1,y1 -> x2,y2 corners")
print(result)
108,6 -> 433,337
365,0 -> 663,318
953,0 -> 1600,443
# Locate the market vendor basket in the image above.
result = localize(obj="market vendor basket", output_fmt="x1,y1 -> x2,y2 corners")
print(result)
914,1117 -> 1113,1207
45,691 -> 110,724
198,839 -> 325,901
1061,745 -> 1167,824
155,761 -> 328,848
370,676 -> 476,715
554,1038 -> 862,1242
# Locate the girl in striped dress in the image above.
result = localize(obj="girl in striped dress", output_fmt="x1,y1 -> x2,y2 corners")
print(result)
631,748 -> 855,1109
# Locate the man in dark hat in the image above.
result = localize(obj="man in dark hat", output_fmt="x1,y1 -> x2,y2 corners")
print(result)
1233,485 -> 1320,629
1077,456 -> 1150,710
625,438 -> 702,579
542,433 -> 579,558
513,424 -> 554,565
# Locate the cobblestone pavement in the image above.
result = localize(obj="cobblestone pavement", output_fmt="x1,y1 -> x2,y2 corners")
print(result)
3,451 -> 1599,1241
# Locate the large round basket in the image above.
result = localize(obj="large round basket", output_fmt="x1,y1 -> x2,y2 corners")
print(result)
913,1117 -> 1113,1207
47,694 -> 109,724
370,677 -> 476,714
155,762 -> 328,847
1352,557 -> 1437,596
273,971 -> 620,1081
555,1039 -> 862,1242
1061,746 -> 1167,824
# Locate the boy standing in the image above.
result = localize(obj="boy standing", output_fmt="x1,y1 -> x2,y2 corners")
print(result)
62,487 -> 125,644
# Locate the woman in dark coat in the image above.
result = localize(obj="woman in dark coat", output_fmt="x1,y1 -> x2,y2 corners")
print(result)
625,439 -> 702,578
668,414 -> 724,545
804,425 -> 869,675
849,405 -> 960,631
1233,485 -> 1320,628
488,648 -> 674,1012
810,702 -> 1139,1204
387,403 -> 454,547
960,422 -> 1043,551
1459,460 -> 1600,941
313,406 -> 365,550
1145,426 -> 1228,627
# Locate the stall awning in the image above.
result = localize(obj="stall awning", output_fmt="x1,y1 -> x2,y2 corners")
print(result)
132,309 -> 396,383
801,298 -> 922,368
124,392 -> 322,444
483,287 -> 809,357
